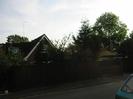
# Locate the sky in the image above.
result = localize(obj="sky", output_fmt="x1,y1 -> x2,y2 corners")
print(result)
0,0 -> 133,43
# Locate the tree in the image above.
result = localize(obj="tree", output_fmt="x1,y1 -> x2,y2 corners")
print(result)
129,31 -> 133,39
53,34 -> 72,62
73,20 -> 92,50
7,34 -> 29,43
73,20 -> 101,59
73,20 -> 101,53
118,38 -> 133,72
94,12 -> 128,50
54,34 -> 71,52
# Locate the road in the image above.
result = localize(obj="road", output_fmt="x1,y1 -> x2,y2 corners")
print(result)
18,81 -> 122,99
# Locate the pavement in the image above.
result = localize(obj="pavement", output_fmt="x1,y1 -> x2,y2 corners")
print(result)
21,81 -> 122,99
0,76 -> 124,99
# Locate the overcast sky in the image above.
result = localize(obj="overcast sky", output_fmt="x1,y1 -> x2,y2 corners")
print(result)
0,0 -> 133,43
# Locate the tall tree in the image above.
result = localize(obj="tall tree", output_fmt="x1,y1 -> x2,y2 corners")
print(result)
94,12 -> 128,50
7,34 -> 29,43
73,20 -> 101,59
73,20 -> 93,50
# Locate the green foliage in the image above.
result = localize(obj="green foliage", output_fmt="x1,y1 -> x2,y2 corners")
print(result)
0,34 -> 29,65
0,50 -> 10,66
7,34 -> 29,43
8,51 -> 24,65
118,38 -> 133,57
0,50 -> 23,66
54,34 -> 71,52
72,20 -> 101,62
118,38 -> 133,72
129,31 -> 133,39
94,12 -> 128,49
53,35 -> 72,62
73,20 -> 101,54
73,20 -> 92,50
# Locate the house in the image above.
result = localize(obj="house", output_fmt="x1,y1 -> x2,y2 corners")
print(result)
0,34 -> 56,64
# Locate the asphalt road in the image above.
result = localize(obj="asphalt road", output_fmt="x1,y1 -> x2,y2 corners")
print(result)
19,81 -> 122,99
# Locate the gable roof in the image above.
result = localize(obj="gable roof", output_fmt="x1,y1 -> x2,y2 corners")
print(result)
24,34 -> 55,61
